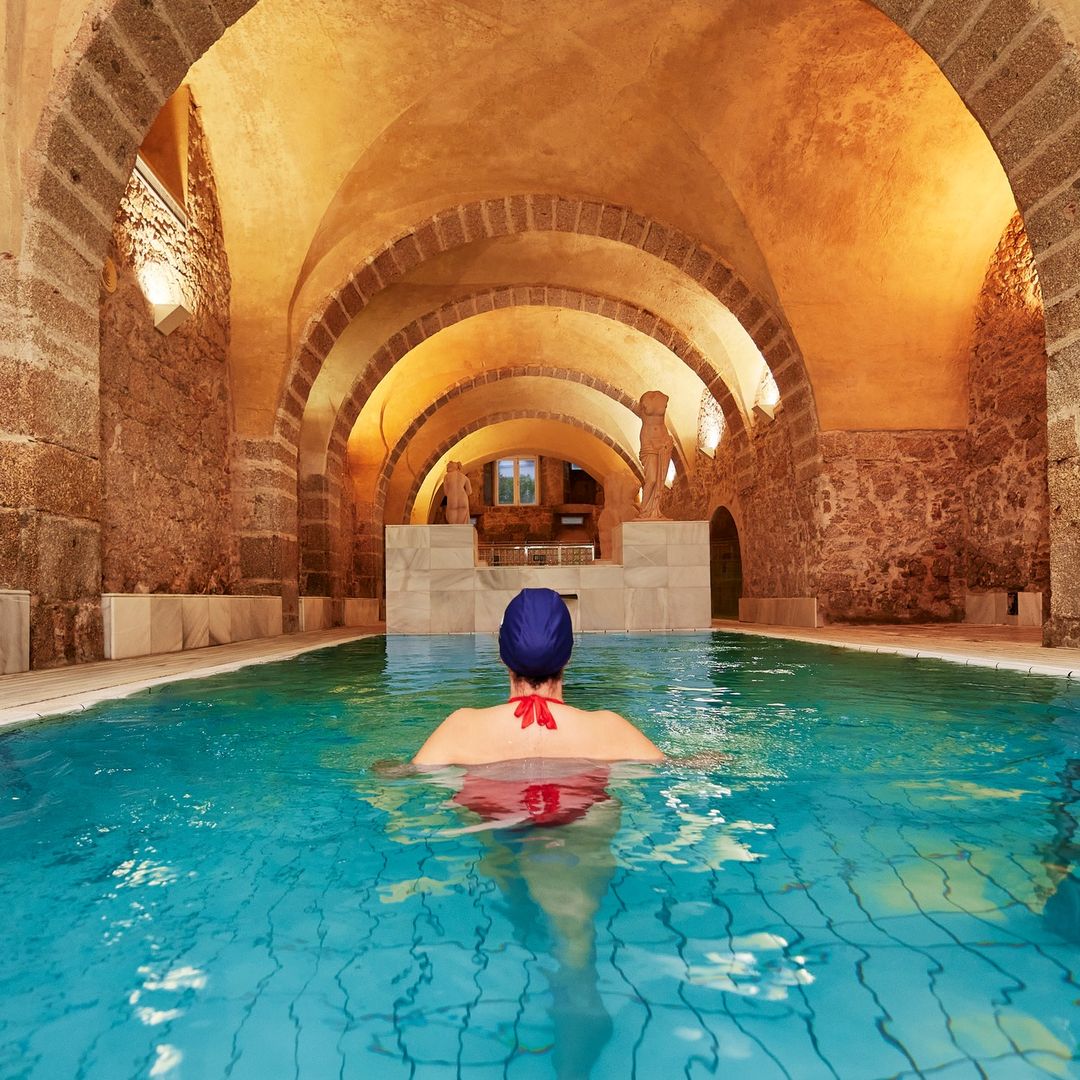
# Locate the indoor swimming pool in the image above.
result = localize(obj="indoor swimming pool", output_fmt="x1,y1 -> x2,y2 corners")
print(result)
1,632 -> 1078,1078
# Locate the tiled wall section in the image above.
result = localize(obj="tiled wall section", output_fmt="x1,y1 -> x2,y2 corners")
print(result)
0,590 -> 30,674
385,522 -> 710,634
964,591 -> 1043,628
102,594 -> 284,660
739,597 -> 820,628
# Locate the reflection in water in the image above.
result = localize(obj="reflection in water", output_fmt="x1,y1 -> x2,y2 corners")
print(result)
1042,758 -> 1080,943
454,763 -> 619,1079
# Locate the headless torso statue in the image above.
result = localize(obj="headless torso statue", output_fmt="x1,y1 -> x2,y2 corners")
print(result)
443,461 -> 472,525
637,390 -> 674,520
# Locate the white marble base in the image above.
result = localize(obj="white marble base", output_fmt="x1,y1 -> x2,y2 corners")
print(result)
386,522 -> 711,634
300,596 -> 333,632
104,594 -> 284,660
0,590 -> 31,674
739,597 -> 820,628
964,591 -> 1043,628
343,598 -> 380,625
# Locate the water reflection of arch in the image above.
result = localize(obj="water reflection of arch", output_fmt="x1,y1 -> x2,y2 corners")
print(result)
710,506 -> 743,619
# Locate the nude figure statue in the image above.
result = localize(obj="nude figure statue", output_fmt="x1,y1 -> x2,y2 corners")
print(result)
638,390 -> 674,520
443,461 -> 472,525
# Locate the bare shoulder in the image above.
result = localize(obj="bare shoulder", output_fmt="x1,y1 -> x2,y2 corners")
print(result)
584,707 -> 665,761
412,705 -> 498,765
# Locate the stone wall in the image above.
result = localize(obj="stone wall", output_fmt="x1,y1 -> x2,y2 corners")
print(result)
663,415 -> 816,601
965,213 -> 1049,602
99,100 -> 238,595
816,431 -> 966,621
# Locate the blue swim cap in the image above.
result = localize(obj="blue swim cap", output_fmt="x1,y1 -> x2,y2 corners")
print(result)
499,589 -> 573,678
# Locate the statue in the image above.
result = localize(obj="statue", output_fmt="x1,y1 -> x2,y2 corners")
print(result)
442,461 -> 472,525
596,472 -> 638,560
637,390 -> 674,520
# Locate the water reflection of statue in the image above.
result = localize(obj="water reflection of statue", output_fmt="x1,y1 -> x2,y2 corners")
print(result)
638,390 -> 674,521
442,461 -> 472,525
596,472 -> 638,560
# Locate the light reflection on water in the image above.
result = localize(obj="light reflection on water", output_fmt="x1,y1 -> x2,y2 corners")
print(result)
0,632 -> 1078,1078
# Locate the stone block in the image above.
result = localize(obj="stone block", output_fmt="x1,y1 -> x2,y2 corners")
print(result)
300,596 -> 332,632
343,598 -> 380,625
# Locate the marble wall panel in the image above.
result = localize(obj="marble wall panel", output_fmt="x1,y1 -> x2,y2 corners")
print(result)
625,588 -> 669,631
580,588 -> 625,631
430,545 -> 475,569
208,596 -> 232,645
624,564 -> 668,590
739,597 -> 819,628
150,596 -> 183,654
103,594 -> 151,659
430,591 -> 476,634
964,590 -> 1043,627
344,598 -> 380,625
387,592 -> 431,634
430,525 -> 477,549
429,569 -> 475,592
181,597 -> 210,649
667,587 -> 711,629
476,590 -> 519,633
300,597 -> 333,632
0,590 -> 30,674
669,565 -> 708,588
578,565 -> 624,589
386,525 -> 432,549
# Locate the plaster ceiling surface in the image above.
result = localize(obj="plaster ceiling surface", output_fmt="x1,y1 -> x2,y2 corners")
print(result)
378,378 -> 643,522
186,0 -> 1017,437
299,233 -> 760,467
403,418 -> 636,524
341,307 -> 706,478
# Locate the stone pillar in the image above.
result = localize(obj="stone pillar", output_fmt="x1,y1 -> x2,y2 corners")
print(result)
232,436 -> 300,632
1046,341 -> 1080,647
2,236 -> 105,668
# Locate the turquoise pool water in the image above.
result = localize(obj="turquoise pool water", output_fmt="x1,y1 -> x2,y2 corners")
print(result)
1,632 -> 1079,1079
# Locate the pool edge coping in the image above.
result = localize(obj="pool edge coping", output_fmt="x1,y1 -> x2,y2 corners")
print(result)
0,631 -> 380,732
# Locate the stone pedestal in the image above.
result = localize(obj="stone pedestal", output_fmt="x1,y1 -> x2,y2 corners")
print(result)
385,521 -> 710,634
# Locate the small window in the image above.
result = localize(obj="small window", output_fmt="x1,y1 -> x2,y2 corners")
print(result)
495,456 -> 539,505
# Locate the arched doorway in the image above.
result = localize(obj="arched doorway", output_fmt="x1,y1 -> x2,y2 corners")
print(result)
710,507 -> 743,619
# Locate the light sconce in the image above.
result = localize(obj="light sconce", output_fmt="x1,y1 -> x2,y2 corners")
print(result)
665,459 -> 677,488
753,402 -> 776,424
137,260 -> 192,336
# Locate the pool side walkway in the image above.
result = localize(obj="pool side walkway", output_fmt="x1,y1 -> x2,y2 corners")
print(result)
714,619 -> 1080,678
0,626 -> 382,730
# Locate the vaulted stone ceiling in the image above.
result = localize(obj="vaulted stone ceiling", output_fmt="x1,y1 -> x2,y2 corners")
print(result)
183,0 -> 1017,473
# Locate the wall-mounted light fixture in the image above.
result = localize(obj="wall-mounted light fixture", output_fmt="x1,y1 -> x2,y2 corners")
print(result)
137,260 -> 192,336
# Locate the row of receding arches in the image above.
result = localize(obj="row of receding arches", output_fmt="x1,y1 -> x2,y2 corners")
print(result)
278,197 -> 807,603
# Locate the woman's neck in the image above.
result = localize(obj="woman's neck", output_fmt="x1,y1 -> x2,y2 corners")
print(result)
509,677 -> 563,701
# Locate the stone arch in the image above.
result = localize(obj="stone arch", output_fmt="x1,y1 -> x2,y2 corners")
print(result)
316,284 -> 753,487
370,366 -> 655,514
277,196 -> 812,471
400,410 -> 643,523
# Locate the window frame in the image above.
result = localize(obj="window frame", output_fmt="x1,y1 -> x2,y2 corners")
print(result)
494,455 -> 540,506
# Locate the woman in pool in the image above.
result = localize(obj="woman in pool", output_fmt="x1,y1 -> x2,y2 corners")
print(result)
413,587 -> 664,768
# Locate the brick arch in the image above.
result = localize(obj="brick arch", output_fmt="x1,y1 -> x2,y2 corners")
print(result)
399,410 -> 643,524
370,366 -> 663,516
278,197 -> 809,470
318,284 -> 753,490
